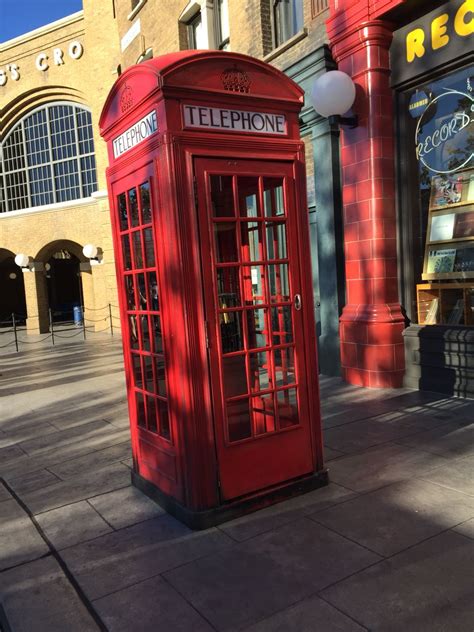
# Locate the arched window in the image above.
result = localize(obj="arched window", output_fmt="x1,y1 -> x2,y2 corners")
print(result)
0,102 -> 97,213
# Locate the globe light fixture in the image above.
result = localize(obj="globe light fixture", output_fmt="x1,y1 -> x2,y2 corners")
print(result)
14,253 -> 31,269
310,70 -> 358,128
83,243 -> 99,260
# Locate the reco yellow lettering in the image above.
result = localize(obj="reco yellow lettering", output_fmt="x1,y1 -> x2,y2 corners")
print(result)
406,0 -> 473,62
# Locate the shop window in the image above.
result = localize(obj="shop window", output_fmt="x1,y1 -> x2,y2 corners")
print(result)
271,0 -> 304,48
398,65 -> 474,326
1,102 -> 97,213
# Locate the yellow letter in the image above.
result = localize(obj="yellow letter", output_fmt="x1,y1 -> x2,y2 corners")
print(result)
406,28 -> 426,62
432,13 -> 450,50
454,0 -> 474,36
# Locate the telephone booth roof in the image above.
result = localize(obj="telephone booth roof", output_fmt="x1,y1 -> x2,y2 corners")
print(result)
99,50 -> 305,140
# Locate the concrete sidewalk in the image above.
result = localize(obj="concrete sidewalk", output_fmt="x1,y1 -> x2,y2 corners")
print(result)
1,338 -> 474,631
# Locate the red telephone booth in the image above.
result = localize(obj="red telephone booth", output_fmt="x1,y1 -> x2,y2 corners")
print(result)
99,51 -> 326,528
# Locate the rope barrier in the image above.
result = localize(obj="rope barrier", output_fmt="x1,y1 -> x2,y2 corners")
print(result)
0,340 -> 16,349
0,329 -> 14,335
16,335 -> 53,345
52,331 -> 84,339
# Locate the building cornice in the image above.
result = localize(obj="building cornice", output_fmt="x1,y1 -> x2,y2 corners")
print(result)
0,11 -> 84,53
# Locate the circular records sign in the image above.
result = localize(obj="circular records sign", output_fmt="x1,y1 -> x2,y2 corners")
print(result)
415,89 -> 474,175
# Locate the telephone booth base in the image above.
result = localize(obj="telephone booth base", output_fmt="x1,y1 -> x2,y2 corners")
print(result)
132,468 -> 329,530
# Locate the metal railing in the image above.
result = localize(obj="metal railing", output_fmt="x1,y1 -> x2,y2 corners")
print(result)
0,304 -> 121,352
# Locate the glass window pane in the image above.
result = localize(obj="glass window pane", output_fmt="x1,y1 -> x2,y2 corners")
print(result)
214,223 -> 238,262
274,347 -> 296,387
242,265 -> 264,305
266,222 -> 287,259
143,354 -> 154,393
247,308 -> 269,349
268,264 -> 290,303
263,178 -> 285,217
136,392 -> 146,428
141,315 -> 151,351
210,175 -> 234,217
144,228 -> 155,267
158,399 -> 171,440
152,316 -> 163,353
277,388 -> 299,428
129,188 -> 139,227
271,305 -> 293,345
217,267 -> 241,308
249,351 -> 270,392
125,276 -> 135,310
154,355 -> 167,397
132,231 -> 143,269
238,177 -> 260,217
137,273 -> 147,309
146,397 -> 158,433
223,355 -> 247,398
140,182 -> 151,223
122,235 -> 132,270
132,353 -> 143,389
252,393 -> 275,435
220,311 -> 244,353
241,221 -> 262,262
148,271 -> 159,311
227,399 -> 252,442
129,315 -> 139,349
118,192 -> 128,231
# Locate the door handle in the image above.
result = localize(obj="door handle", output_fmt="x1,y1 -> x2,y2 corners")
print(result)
294,294 -> 302,310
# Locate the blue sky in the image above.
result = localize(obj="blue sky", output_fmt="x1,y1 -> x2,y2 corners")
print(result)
0,0 -> 83,43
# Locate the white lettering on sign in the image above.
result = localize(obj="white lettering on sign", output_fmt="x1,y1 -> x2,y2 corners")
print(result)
183,105 -> 287,135
112,110 -> 158,159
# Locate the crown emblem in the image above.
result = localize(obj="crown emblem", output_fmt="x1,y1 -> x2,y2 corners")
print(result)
221,67 -> 251,93
120,84 -> 134,113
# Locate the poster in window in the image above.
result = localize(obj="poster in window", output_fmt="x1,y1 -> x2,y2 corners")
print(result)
427,249 -> 456,273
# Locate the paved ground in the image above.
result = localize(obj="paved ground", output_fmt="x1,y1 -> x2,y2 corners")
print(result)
1,336 -> 474,631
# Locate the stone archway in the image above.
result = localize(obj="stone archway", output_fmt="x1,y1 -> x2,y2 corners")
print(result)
0,248 -> 27,325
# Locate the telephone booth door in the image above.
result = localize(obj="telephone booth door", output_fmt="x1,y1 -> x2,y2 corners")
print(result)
195,158 -> 314,500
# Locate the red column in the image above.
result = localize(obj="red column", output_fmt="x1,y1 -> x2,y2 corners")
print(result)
330,20 -> 405,388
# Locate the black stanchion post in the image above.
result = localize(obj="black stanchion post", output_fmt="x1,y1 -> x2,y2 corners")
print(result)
82,308 -> 86,340
12,313 -> 19,353
49,309 -> 55,346
109,303 -> 114,336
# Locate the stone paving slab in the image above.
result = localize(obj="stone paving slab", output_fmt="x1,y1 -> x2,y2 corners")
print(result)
218,482 -> 357,542
395,419 -> 474,459
35,500 -> 113,550
164,518 -> 380,631
454,518 -> 474,539
8,468 -> 61,495
0,556 -> 100,632
421,454 -> 474,496
0,495 -> 49,571
20,462 -> 131,515
47,441 -> 132,480
327,442 -> 450,493
321,530 -> 474,632
87,485 -> 165,529
243,594 -> 366,631
61,514 -> 233,600
310,478 -> 474,557
93,574 -> 214,632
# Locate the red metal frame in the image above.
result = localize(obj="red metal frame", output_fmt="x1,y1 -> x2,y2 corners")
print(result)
100,51 -> 325,523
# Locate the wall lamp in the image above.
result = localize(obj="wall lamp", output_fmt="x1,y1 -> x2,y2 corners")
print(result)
14,253 -> 34,272
310,70 -> 358,128
82,243 -> 103,265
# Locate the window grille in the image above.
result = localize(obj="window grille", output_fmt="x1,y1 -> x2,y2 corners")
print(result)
0,102 -> 97,213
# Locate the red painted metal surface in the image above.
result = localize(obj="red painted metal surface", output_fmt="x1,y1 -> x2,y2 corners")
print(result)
100,51 -> 324,516
327,1 -> 407,388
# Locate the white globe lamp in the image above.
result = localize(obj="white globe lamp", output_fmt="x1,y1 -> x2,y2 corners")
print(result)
83,243 -> 99,259
14,253 -> 30,269
310,71 -> 357,127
